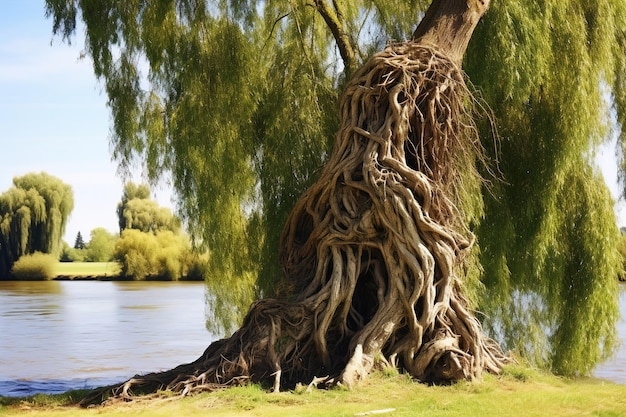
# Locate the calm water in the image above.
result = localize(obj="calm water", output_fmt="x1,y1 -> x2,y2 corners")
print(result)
0,280 -> 216,397
594,283 -> 626,383
0,281 -> 624,397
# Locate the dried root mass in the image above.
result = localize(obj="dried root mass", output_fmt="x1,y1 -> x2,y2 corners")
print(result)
84,42 -> 507,406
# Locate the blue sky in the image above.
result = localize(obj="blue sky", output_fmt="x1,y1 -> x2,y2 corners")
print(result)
0,2 -> 625,248
0,2 -> 172,243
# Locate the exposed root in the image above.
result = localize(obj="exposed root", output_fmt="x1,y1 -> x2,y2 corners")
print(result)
82,41 -> 507,407
306,375 -> 330,392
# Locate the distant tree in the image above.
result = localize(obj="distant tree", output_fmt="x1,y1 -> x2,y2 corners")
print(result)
60,240 -> 86,262
0,172 -> 73,277
59,241 -> 72,262
84,227 -> 117,262
60,241 -> 71,262
122,199 -> 180,234
116,182 -> 151,233
73,231 -> 85,249
116,182 -> 179,234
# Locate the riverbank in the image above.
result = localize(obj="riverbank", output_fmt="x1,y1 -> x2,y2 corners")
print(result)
1,366 -> 624,416
0,261 -> 203,281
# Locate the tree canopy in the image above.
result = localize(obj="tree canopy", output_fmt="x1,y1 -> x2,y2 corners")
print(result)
73,231 -> 85,249
113,182 -> 196,280
45,0 -> 626,376
85,227 -> 117,262
0,172 -> 74,277
117,182 -> 180,234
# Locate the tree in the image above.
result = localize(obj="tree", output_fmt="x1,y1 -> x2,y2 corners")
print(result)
84,227 -> 117,262
60,240 -> 85,262
0,172 -> 73,277
116,182 -> 151,233
114,184 -> 190,278
116,182 -> 180,234
57,1 -> 509,404
73,231 -> 85,249
45,0 -> 625,399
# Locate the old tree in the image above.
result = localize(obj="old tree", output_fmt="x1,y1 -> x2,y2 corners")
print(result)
46,0 -> 626,402
0,173 -> 73,277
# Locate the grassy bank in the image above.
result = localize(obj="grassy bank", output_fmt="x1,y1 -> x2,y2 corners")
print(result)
53,262 -> 121,279
1,366 -> 624,416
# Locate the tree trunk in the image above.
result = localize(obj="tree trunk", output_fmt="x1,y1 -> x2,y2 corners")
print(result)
81,0 -> 506,405
412,0 -> 490,65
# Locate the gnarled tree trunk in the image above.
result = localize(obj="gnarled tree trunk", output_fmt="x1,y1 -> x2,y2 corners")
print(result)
82,0 -> 507,405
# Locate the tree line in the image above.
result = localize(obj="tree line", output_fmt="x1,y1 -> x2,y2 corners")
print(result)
0,174 -> 204,280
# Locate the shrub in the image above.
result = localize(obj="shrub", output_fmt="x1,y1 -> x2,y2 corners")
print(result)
114,229 -> 157,279
11,252 -> 57,280
114,229 -> 195,280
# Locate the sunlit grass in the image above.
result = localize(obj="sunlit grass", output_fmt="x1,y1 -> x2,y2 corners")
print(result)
1,368 -> 624,416
53,262 -> 121,278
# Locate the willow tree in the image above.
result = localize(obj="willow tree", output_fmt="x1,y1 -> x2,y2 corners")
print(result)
116,182 -> 150,233
52,0 -> 512,403
0,172 -> 74,277
117,183 -> 181,234
45,0 -> 623,390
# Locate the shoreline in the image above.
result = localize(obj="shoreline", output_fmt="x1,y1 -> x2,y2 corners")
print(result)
1,369 -> 625,416
0,275 -> 205,282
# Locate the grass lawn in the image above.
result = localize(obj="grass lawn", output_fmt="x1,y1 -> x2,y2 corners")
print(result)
53,262 -> 121,278
1,366 -> 624,416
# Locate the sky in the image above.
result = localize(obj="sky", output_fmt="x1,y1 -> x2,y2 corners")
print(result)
0,2 -> 625,247
0,2 -> 173,243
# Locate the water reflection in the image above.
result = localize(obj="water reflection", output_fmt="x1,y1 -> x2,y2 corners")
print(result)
0,281 -> 214,397
0,280 -> 62,295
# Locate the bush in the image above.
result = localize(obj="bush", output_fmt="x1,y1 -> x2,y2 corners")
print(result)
59,240 -> 86,262
11,252 -> 57,280
114,229 -> 197,280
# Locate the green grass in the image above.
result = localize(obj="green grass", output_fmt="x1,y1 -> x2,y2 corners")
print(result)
1,366 -> 624,416
53,262 -> 121,278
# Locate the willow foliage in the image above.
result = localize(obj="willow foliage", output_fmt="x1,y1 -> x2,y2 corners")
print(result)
46,0 -> 624,374
0,172 -> 74,277
465,0 -> 624,375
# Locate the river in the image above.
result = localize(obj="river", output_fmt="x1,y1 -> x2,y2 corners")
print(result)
0,280 -> 215,397
0,281 -> 624,397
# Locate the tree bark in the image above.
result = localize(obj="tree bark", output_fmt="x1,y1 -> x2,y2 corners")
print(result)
412,0 -> 490,65
80,0 -> 506,405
